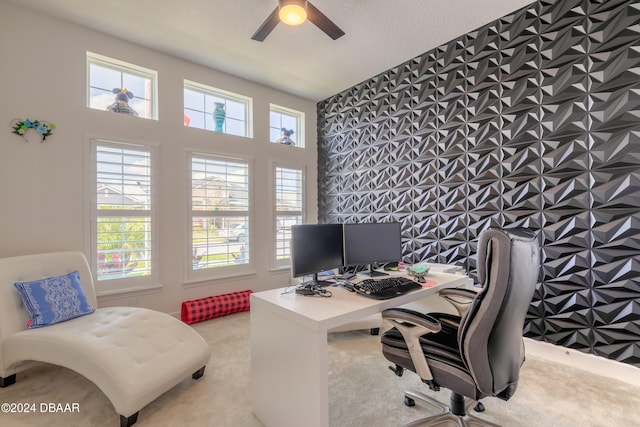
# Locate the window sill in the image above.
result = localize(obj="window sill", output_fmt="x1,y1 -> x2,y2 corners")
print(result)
183,269 -> 257,288
270,141 -> 305,150
96,283 -> 163,300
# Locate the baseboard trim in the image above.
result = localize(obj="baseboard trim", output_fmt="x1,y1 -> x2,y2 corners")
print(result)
524,337 -> 640,387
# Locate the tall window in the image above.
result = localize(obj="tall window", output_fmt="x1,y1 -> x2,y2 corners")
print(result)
184,80 -> 252,137
274,165 -> 304,266
270,104 -> 304,148
190,154 -> 251,276
90,140 -> 155,291
87,52 -> 157,120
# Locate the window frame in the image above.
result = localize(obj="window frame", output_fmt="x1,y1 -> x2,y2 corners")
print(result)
272,163 -> 305,269
186,152 -> 254,282
86,137 -> 159,296
183,79 -> 253,138
269,104 -> 305,148
86,51 -> 159,120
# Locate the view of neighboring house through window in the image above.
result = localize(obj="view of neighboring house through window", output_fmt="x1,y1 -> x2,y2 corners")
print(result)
190,154 -> 250,273
274,165 -> 304,265
87,52 -> 157,120
92,140 -> 153,283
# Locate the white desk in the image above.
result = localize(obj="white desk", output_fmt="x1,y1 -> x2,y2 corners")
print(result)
250,271 -> 472,427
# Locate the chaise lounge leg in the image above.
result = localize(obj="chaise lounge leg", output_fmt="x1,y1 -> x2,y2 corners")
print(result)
116,367 -> 205,426
0,374 -> 16,387
192,366 -> 206,379
120,412 -> 138,427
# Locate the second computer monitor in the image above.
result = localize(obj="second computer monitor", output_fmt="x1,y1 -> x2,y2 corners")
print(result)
343,222 -> 402,277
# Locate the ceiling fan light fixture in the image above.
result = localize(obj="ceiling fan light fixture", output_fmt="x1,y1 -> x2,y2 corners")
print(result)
252,0 -> 344,42
279,0 -> 307,26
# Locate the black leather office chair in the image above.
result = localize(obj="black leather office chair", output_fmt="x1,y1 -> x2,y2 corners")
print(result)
381,228 -> 539,426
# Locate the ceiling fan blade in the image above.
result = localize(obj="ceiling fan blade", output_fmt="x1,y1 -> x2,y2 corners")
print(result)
251,6 -> 280,41
306,1 -> 345,40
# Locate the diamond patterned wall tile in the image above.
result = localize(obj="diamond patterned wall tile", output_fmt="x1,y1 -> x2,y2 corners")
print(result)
317,0 -> 640,366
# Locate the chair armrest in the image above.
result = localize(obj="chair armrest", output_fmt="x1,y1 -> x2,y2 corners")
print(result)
439,288 -> 478,317
382,308 -> 441,331
382,308 -> 441,382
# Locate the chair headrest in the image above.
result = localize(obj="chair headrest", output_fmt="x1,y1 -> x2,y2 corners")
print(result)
477,228 -> 538,286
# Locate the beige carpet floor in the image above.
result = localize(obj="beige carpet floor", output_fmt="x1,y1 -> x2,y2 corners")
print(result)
1,311 -> 639,426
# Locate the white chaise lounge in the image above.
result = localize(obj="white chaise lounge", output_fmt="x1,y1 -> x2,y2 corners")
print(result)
0,251 -> 211,426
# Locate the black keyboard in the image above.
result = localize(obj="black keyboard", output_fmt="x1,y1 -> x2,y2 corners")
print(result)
352,277 -> 422,299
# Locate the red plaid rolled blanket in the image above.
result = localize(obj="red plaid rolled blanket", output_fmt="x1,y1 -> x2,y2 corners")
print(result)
181,289 -> 253,324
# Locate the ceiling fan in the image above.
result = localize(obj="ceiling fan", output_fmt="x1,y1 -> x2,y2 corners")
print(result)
251,0 -> 345,42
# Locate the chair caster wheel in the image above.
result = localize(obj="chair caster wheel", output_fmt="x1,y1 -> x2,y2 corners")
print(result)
404,396 -> 415,407
474,402 -> 485,412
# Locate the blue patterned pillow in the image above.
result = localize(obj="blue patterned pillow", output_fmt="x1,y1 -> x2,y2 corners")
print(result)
14,270 -> 95,328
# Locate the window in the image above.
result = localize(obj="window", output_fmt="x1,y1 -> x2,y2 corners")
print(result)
184,80 -> 252,137
87,52 -> 158,120
274,165 -> 304,266
89,139 -> 156,293
270,104 -> 304,148
190,154 -> 251,277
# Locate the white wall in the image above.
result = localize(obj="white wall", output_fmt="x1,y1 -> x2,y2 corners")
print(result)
0,3 -> 318,314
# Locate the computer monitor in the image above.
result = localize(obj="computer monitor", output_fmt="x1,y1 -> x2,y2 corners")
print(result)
291,223 -> 344,287
343,222 -> 402,277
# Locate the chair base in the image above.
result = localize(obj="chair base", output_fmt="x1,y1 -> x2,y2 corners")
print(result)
402,391 -> 501,427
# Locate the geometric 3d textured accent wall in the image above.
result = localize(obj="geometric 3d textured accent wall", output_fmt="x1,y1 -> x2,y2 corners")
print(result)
317,0 -> 640,366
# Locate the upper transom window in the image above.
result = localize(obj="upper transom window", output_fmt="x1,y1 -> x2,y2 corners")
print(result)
184,80 -> 252,138
87,52 -> 158,120
270,104 -> 304,148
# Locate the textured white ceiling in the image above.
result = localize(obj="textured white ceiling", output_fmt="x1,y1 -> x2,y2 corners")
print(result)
5,0 -> 535,101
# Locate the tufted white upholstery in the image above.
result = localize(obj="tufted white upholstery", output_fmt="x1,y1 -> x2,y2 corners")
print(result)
0,251 -> 211,423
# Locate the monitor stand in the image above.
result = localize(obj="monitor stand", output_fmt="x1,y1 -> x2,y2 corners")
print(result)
365,264 -> 388,277
301,272 -> 334,288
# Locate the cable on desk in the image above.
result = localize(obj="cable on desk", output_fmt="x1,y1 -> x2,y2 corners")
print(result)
282,283 -> 333,297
